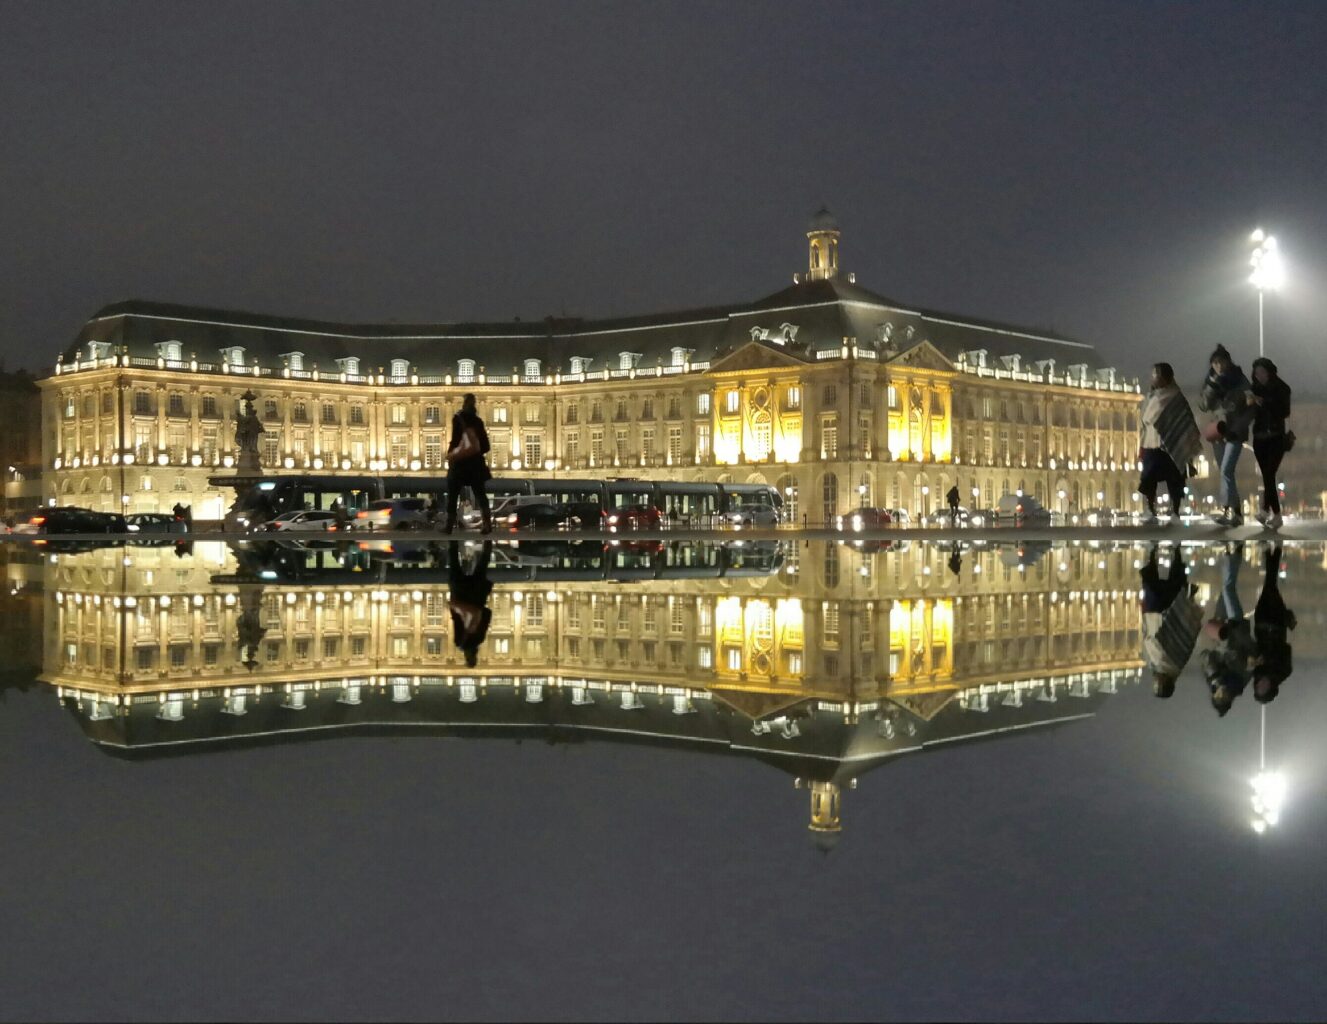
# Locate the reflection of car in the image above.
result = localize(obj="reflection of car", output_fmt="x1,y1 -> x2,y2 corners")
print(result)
605,504 -> 663,531
498,502 -> 581,531
836,507 -> 893,531
263,510 -> 342,532
127,512 -> 190,534
354,499 -> 429,531
13,507 -> 128,534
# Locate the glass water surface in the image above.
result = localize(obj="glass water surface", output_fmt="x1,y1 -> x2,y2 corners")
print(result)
1,537 -> 1324,1020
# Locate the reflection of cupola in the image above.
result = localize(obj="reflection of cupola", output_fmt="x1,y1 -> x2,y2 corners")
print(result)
807,779 -> 842,845
806,207 -> 840,281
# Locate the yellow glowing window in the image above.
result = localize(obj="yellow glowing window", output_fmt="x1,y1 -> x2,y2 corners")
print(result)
725,390 -> 740,414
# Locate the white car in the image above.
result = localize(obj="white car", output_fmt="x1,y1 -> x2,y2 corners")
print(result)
354,498 -> 429,531
995,494 -> 1051,523
262,510 -> 342,533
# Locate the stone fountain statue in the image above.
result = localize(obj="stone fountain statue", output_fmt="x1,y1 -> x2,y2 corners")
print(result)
234,390 -> 265,474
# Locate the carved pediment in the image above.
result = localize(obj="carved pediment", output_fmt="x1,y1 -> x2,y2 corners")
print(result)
885,339 -> 955,373
708,339 -> 808,374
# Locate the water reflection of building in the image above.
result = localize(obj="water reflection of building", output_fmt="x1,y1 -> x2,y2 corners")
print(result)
41,541 -> 1144,841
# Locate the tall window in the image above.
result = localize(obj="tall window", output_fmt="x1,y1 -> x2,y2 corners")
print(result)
641,399 -> 654,420
201,395 -> 218,418
424,435 -> 443,469
667,427 -> 682,464
822,472 -> 839,526
697,393 -> 711,416
724,390 -> 740,414
787,385 -> 802,410
167,393 -> 185,417
695,424 -> 711,461
390,404 -> 408,426
590,430 -> 604,466
350,405 -> 365,425
641,428 -> 655,462
525,433 -> 543,468
321,403 -> 338,425
821,418 -> 838,460
424,405 -> 441,425
133,391 -> 152,415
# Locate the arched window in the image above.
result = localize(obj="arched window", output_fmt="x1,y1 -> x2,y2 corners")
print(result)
618,352 -> 639,371
156,341 -> 183,362
457,359 -> 476,383
523,359 -> 541,381
390,359 -> 409,381
821,472 -> 838,526
283,351 -> 305,372
811,242 -> 821,269
222,346 -> 246,367
671,347 -> 687,367
569,356 -> 589,374
336,356 -> 360,376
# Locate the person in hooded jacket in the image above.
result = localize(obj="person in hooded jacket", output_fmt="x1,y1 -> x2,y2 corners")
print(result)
1248,357 -> 1292,530
1197,344 -> 1254,527
443,393 -> 492,535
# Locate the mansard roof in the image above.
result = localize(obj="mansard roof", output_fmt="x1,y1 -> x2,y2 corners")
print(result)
66,275 -> 1110,377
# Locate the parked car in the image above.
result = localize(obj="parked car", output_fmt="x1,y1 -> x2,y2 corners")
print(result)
497,502 -> 581,531
462,494 -> 555,530
354,498 -> 429,531
13,506 -> 127,535
836,507 -> 893,531
604,503 -> 664,531
263,510 -> 342,532
995,494 -> 1051,523
890,508 -> 912,527
127,512 -> 190,534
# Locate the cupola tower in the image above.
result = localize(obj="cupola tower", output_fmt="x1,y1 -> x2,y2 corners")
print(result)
806,207 -> 840,281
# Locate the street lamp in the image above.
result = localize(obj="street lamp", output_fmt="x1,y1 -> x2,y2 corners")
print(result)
1249,229 -> 1285,358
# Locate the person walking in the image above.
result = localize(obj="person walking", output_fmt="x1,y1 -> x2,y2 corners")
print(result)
1248,357 -> 1292,530
946,484 -> 960,525
1137,362 -> 1201,524
443,393 -> 492,535
1197,344 -> 1255,527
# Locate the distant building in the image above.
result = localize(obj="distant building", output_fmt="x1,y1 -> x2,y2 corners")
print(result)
40,212 -> 1146,519
1,368 -> 42,518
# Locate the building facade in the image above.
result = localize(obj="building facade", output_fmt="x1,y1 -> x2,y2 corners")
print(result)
40,213 -> 1147,521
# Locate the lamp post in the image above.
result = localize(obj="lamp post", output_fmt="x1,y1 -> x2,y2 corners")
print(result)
1249,229 -> 1284,358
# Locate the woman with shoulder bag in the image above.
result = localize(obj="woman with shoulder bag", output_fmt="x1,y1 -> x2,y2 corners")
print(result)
1197,345 -> 1254,527
1249,357 -> 1292,530
443,393 -> 493,534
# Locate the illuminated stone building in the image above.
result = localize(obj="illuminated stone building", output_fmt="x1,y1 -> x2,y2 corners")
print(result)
40,212 -> 1143,521
38,538 -> 1145,837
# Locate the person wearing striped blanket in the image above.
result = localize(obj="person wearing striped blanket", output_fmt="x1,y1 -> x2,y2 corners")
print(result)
1137,362 -> 1202,525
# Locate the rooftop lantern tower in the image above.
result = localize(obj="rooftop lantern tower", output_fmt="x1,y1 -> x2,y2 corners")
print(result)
806,206 -> 840,282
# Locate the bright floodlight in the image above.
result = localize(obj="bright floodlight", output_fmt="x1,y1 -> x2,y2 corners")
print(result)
1250,231 -> 1285,292
1250,769 -> 1287,833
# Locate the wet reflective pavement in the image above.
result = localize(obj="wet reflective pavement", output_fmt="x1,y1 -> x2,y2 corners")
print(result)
2,537 -> 1324,1020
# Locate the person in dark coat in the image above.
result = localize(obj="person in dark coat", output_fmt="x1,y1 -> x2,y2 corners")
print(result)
1248,357 -> 1292,530
1251,543 -> 1295,704
443,393 -> 492,534
448,540 -> 493,668
946,484 -> 961,525
1197,345 -> 1254,527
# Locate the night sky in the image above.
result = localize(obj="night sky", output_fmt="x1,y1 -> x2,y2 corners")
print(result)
2,1 -> 1326,388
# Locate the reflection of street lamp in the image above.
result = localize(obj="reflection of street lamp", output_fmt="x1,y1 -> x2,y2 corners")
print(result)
1250,705 -> 1287,834
857,483 -> 867,508
1249,229 -> 1284,358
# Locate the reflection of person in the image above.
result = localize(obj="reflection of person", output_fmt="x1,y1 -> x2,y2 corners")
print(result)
1139,544 -> 1202,698
1137,362 -> 1201,523
1251,544 -> 1295,704
444,393 -> 492,534
1201,543 -> 1255,716
947,546 -> 962,577
449,540 -> 493,668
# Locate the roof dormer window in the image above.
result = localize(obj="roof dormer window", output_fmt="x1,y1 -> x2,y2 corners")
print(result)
283,351 -> 305,372
523,358 -> 542,382
390,359 -> 409,382
569,356 -> 589,375
336,356 -> 360,376
670,347 -> 689,367
618,352 -> 640,371
457,359 -> 476,383
221,346 -> 246,367
156,341 -> 183,362
87,341 -> 112,361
